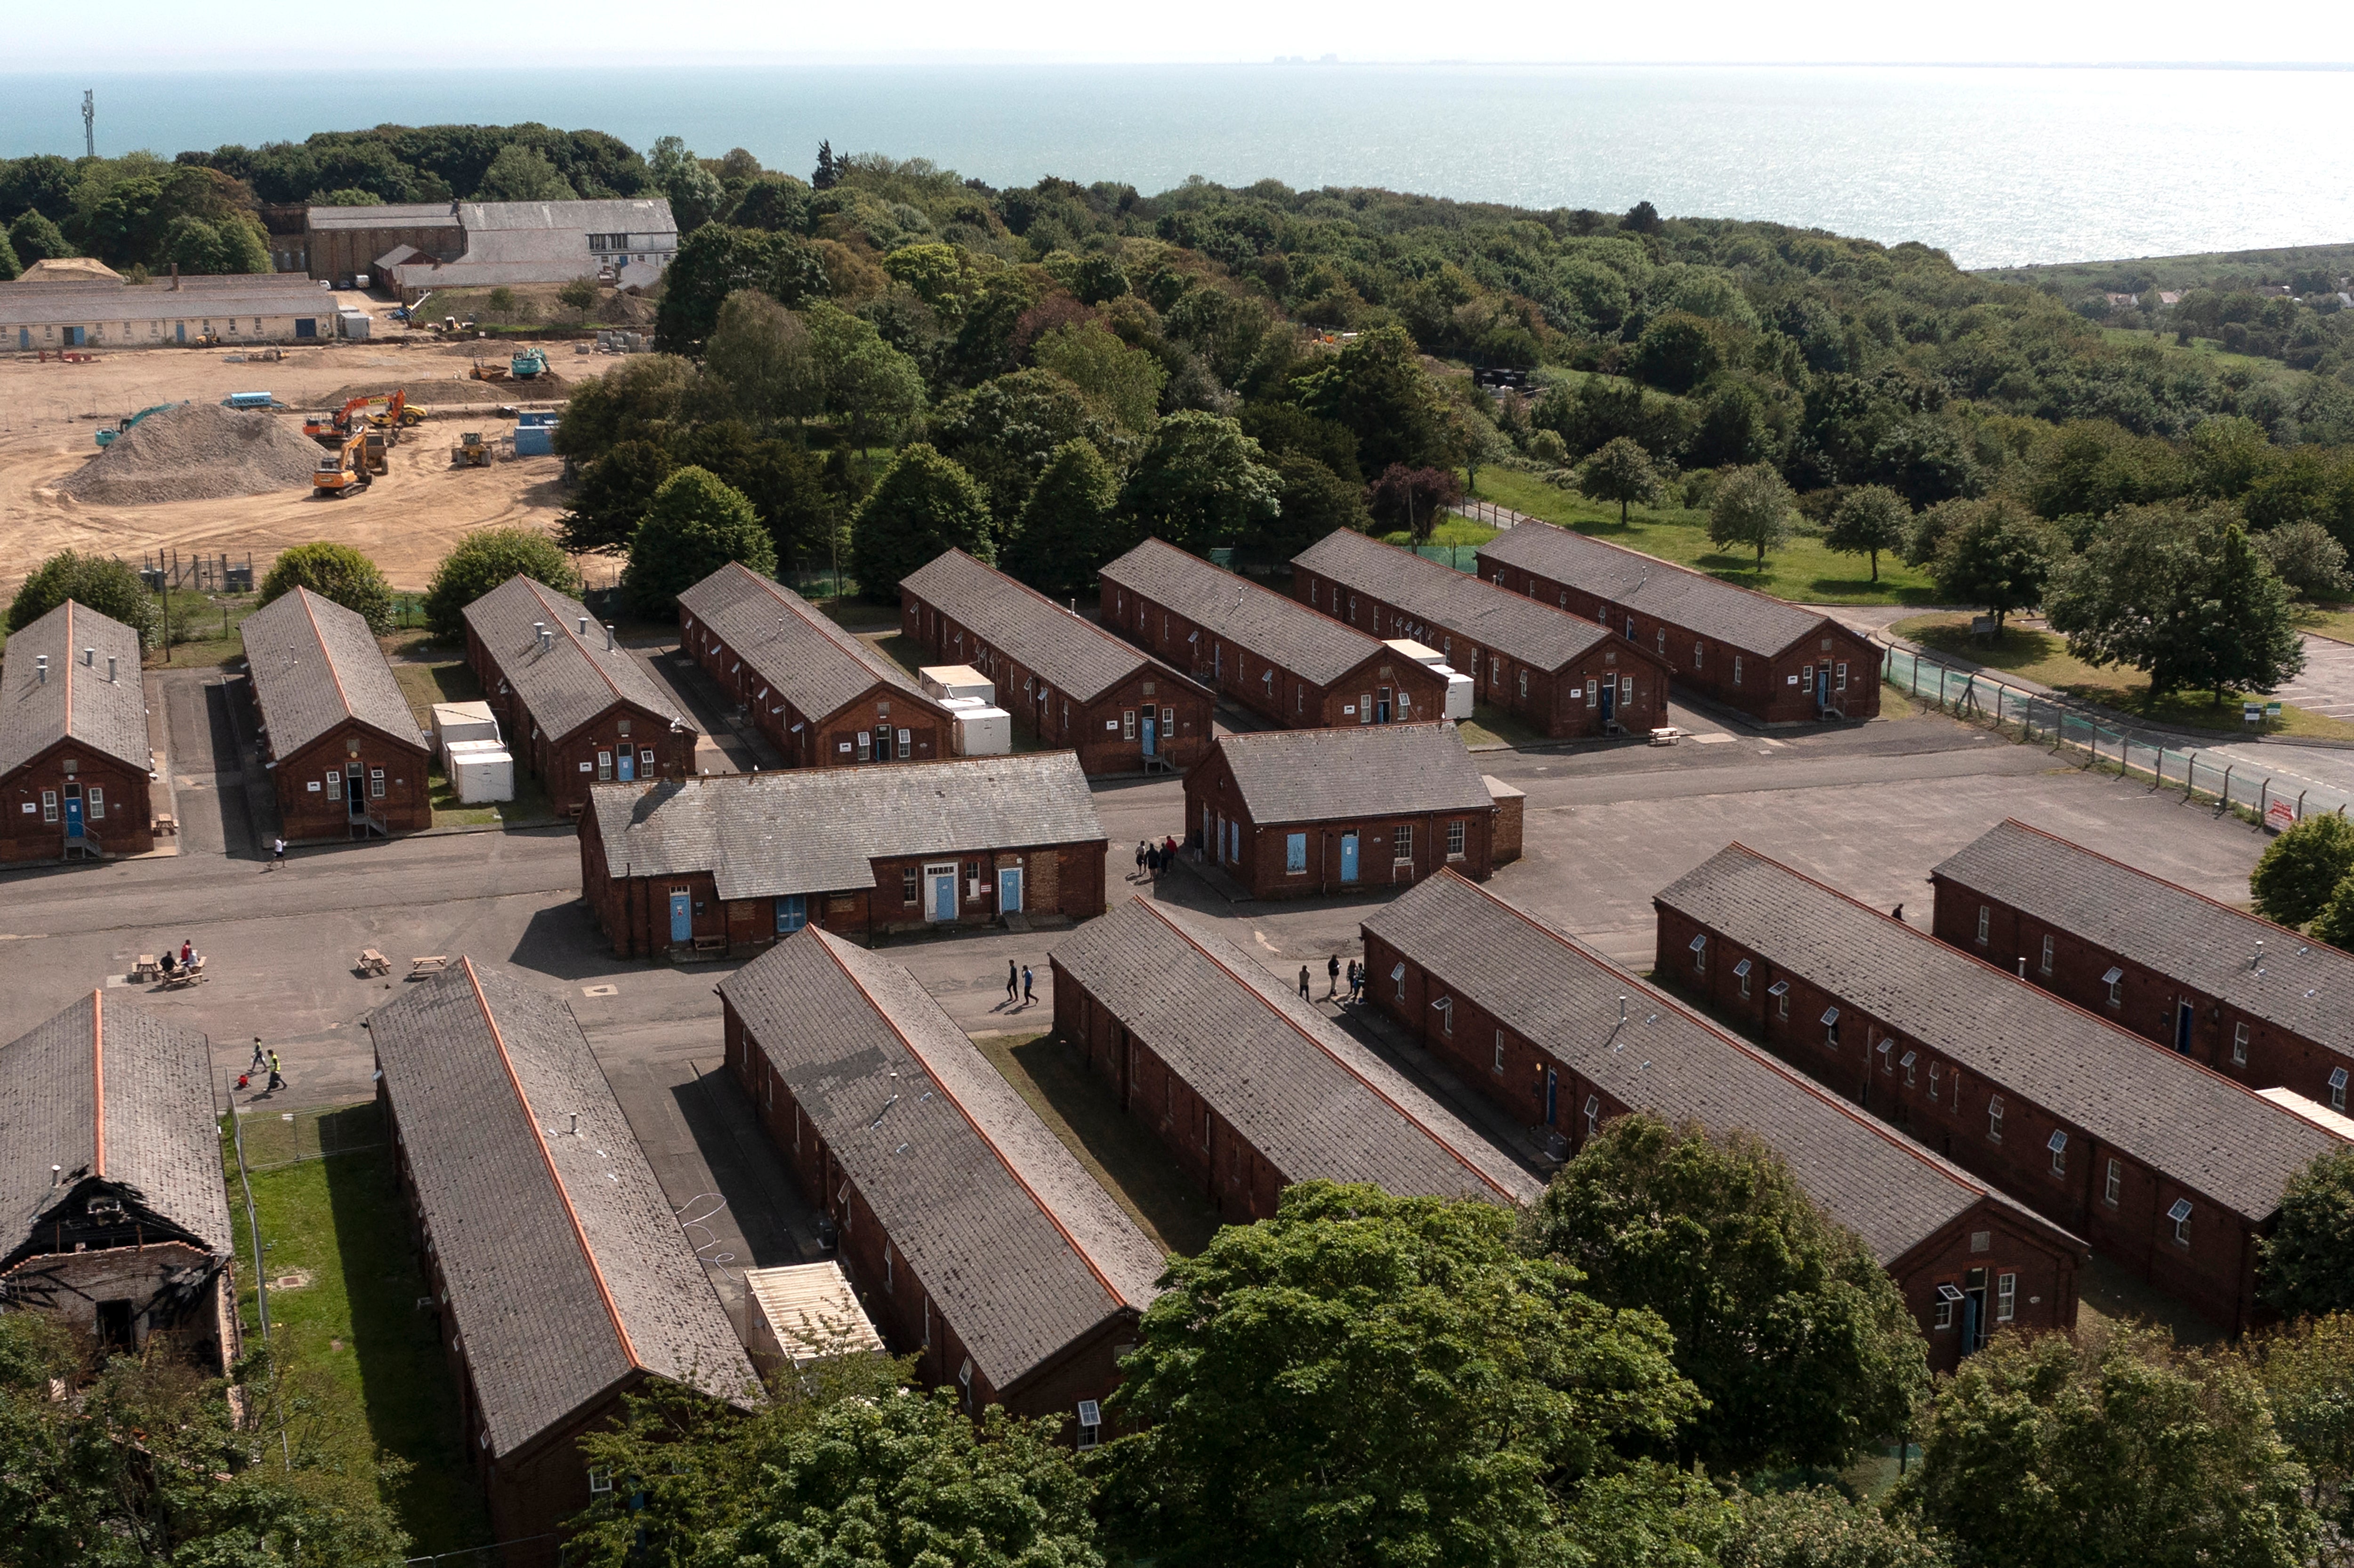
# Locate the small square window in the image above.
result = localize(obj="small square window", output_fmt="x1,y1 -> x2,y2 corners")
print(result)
1935,1283 -> 1961,1328
588,1468 -> 613,1494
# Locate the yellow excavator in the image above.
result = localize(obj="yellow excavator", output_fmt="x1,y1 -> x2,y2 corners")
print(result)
312,430 -> 373,497
450,429 -> 492,467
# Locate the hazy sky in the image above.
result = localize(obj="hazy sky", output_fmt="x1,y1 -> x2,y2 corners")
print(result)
7,0 -> 2350,67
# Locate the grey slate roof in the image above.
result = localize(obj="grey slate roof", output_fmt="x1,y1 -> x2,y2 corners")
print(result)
678,563 -> 932,724
1214,722 -> 1493,825
0,599 -> 149,778
242,587 -> 427,760
370,959 -> 757,1461
0,991 -> 228,1265
1099,538 -> 1385,685
463,576 -> 684,743
1362,872 -> 2079,1267
1478,522 -> 1833,659
901,549 -> 1167,704
1935,820 -> 2354,1069
304,204 -> 463,231
589,753 -> 1105,900
720,929 -> 1165,1395
1656,844 -> 2347,1223
1293,529 -> 1617,672
0,284 -> 336,328
1052,899 -> 1539,1204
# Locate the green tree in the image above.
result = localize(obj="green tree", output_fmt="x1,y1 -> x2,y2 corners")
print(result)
701,289 -> 813,426
2252,520 -> 2351,602
217,213 -> 272,273
1709,463 -> 1797,568
1097,1181 -> 1700,1568
561,440 -> 674,555
422,527 -> 581,637
0,1319 -> 410,1567
2046,504 -> 2301,699
1119,410 -> 1280,554
2187,415 -> 2274,502
259,541 -> 395,632
622,466 -> 776,617
486,285 -> 517,317
1365,464 -> 1465,545
476,143 -> 577,202
7,209 -> 71,263
1722,1487 -> 1950,1568
851,444 -> 993,602
1005,438 -> 1125,600
2311,872 -> 2354,954
805,302 -> 927,448
929,368 -> 1116,529
558,275 -> 601,312
653,225 -> 828,355
1579,436 -> 1663,525
1632,313 -> 1725,395
1932,499 -> 2053,635
0,229 -> 20,281
2247,1314 -> 2354,1548
1254,452 -> 1371,556
1529,1115 -> 1929,1473
551,353 -> 693,463
1032,322 -> 1168,434
1292,323 -> 1453,474
2259,1149 -> 2354,1316
2249,812 -> 2354,928
6,550 -> 161,647
1892,1325 -> 2318,1568
1826,485 -> 1912,584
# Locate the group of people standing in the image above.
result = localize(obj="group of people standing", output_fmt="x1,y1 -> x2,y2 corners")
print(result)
1298,954 -> 1367,1005
1133,837 -> 1181,878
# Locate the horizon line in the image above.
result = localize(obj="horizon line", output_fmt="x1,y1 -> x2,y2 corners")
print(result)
5,57 -> 2354,73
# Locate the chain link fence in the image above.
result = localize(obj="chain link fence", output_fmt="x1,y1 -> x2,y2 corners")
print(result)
1882,643 -> 2348,826
224,1099 -> 386,1172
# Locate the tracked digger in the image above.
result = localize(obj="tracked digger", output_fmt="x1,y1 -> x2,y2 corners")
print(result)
312,429 -> 373,497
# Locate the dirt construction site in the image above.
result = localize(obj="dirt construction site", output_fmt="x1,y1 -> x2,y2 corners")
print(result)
0,335 -> 607,594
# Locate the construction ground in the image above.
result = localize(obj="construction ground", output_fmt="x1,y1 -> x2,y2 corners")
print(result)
0,331 -> 601,595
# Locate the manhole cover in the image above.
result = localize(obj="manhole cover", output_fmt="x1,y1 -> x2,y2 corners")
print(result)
270,1271 -> 313,1292
582,984 -> 618,998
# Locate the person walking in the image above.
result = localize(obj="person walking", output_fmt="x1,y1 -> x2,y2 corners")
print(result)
1326,955 -> 1341,998
1006,959 -> 1019,1005
248,1037 -> 267,1073
1298,965 -> 1311,1001
1021,965 -> 1035,1005
1351,961 -> 1365,1002
264,1050 -> 285,1094
271,836 -> 286,871
1135,841 -> 1147,879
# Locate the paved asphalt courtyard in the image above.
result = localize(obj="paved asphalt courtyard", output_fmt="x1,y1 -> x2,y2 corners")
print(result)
0,668 -> 2281,1308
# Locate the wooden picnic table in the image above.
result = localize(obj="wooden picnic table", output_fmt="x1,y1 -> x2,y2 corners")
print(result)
358,949 -> 391,977
154,814 -> 177,836
134,955 -> 160,981
409,955 -> 449,978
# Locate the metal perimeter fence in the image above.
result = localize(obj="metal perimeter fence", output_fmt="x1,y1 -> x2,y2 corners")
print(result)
1881,643 -> 2350,827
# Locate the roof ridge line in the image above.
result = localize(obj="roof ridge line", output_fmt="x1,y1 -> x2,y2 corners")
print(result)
528,579 -> 631,709
923,548 -> 1148,702
462,957 -> 642,1370
1133,895 -> 1516,1201
1108,537 -> 1383,654
62,601 -> 74,745
293,588 -> 360,723
1304,531 -> 1621,662
1486,522 -> 1830,653
811,933 -> 1135,1307
1700,844 -> 2344,1174
734,565 -> 923,694
91,987 -> 104,1178
1988,817 -> 2322,949
1406,870 -> 2007,1198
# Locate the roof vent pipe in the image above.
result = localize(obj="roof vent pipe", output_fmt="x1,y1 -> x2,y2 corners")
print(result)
604,623 -> 615,651
578,616 -> 589,637
83,647 -> 94,666
2254,939 -> 2265,971
106,656 -> 116,683
50,1164 -> 62,1188
2017,957 -> 2027,979
1618,994 -> 1628,1022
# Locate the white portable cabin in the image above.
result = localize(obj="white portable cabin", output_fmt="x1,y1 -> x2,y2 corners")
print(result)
429,700 -> 501,765
919,664 -> 995,704
443,739 -> 515,804
942,697 -> 1013,756
1384,639 -> 1474,722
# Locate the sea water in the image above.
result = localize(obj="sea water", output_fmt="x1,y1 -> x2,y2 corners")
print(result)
2,63 -> 2350,269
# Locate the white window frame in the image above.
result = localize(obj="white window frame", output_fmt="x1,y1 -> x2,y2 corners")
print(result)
1996,1272 -> 2016,1322
588,1468 -> 613,1495
1689,933 -> 1707,973
1447,819 -> 1466,860
1930,1061 -> 1942,1102
2104,1157 -> 2122,1207
87,786 -> 104,820
1733,655 -> 1743,685
1821,1006 -> 1839,1048
1492,1030 -> 1506,1074
2047,1128 -> 2068,1176
1976,905 -> 1990,944
1901,1049 -> 1918,1086
2168,1198 -> 2193,1247
2232,1022 -> 2249,1065
2332,1067 -> 2349,1113
1583,1094 -> 1600,1138
1987,1096 -> 2004,1144
2040,934 -> 2054,974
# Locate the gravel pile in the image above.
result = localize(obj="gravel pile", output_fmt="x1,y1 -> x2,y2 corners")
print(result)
60,402 -> 326,506
317,370 -> 572,408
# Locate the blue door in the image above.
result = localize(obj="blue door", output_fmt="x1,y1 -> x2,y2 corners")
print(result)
669,892 -> 691,944
617,748 -> 635,782
295,318 -> 316,338
63,793 -> 83,839
1544,1067 -> 1558,1126
173,322 -> 185,344
998,867 -> 1023,914
1141,714 -> 1156,758
67,327 -> 85,346
1340,832 -> 1360,883
1599,683 -> 1615,723
932,869 -> 959,921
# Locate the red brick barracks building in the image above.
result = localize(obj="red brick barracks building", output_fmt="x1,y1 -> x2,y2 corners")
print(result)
1,993 -> 240,1373
900,548 -> 1215,774
1934,819 -> 2354,1119
463,577 -> 691,817
1290,529 -> 1669,739
1050,898 -> 1542,1223
371,959 -> 759,1564
1653,844 -> 2347,1335
1475,523 -> 1880,725
1185,722 -> 1516,899
240,587 -> 431,843
0,599 -> 154,864
1361,871 -> 2083,1371
680,562 -> 956,770
722,928 -> 1166,1437
580,754 -> 1106,956
1099,537 -> 1450,729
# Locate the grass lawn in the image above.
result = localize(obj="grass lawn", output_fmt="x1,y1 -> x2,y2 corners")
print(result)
1468,468 -> 1940,607
1893,613 -> 2354,740
1458,702 -> 1553,750
385,635 -> 556,828
222,1102 -> 489,1555
2296,603 -> 2354,644
1379,517 -> 1500,548
973,1031 -> 1217,1259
